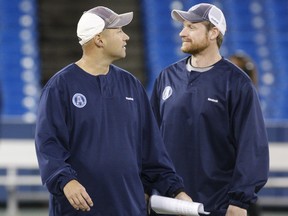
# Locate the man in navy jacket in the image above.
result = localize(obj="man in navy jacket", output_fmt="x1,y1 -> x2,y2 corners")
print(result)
150,3 -> 269,216
35,6 -> 191,216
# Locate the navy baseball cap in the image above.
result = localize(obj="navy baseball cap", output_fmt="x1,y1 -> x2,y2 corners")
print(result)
77,6 -> 133,45
171,3 -> 226,36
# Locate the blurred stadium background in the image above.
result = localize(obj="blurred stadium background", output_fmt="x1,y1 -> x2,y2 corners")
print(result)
0,0 -> 287,215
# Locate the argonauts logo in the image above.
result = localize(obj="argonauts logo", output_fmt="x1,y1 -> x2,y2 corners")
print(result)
72,93 -> 87,108
162,86 -> 173,101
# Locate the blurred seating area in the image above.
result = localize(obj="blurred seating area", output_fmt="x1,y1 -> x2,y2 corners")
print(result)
0,0 -> 43,211
1,0 -> 286,121
0,0 -> 40,123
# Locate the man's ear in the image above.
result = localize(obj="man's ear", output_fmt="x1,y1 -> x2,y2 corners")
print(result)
209,27 -> 219,40
94,34 -> 104,47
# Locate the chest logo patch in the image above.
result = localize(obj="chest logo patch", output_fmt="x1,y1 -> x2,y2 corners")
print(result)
72,93 -> 87,108
162,86 -> 173,101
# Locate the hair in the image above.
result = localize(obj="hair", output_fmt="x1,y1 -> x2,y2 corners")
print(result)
202,21 -> 223,48
228,52 -> 258,87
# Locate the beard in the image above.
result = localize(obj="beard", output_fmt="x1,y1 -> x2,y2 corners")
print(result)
180,36 -> 210,55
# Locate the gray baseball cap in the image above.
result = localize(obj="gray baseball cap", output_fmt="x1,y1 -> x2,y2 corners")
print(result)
171,3 -> 226,36
77,6 -> 133,45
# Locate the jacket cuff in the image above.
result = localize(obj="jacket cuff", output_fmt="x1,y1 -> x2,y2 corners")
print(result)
169,187 -> 185,198
229,199 -> 249,210
59,176 -> 78,191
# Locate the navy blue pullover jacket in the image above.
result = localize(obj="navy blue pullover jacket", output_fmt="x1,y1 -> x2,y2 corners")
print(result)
35,63 -> 184,216
150,57 -> 269,215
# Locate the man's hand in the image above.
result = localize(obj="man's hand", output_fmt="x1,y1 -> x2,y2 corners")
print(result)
63,179 -> 94,211
225,205 -> 247,216
175,191 -> 193,202
174,192 -> 193,216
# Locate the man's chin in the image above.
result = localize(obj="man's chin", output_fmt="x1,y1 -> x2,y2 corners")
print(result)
181,47 -> 190,54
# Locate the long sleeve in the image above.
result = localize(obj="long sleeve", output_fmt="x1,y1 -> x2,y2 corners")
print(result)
35,84 -> 77,196
228,82 -> 269,208
139,87 -> 184,197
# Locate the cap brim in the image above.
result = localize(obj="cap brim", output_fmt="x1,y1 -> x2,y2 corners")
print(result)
106,12 -> 133,28
171,9 -> 206,23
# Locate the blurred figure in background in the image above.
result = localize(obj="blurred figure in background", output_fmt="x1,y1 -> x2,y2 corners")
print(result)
229,51 -> 262,216
229,51 -> 258,87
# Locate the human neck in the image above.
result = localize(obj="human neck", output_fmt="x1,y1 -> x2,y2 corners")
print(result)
190,50 -> 222,68
76,55 -> 111,76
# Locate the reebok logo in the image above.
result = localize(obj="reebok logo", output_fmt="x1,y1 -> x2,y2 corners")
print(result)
125,97 -> 134,101
208,98 -> 218,103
